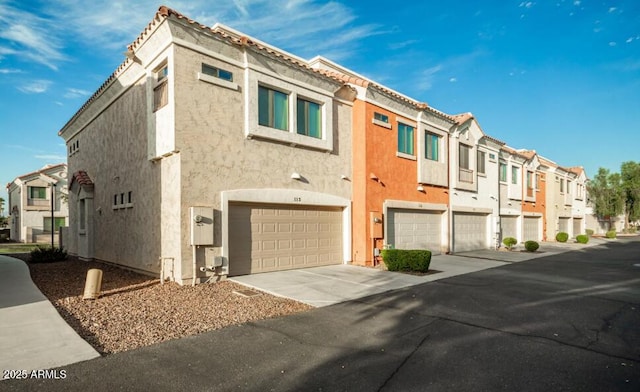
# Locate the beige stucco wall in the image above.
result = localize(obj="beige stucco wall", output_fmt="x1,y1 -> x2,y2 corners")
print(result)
171,40 -> 352,283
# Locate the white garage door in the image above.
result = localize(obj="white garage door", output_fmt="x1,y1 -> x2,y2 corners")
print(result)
453,213 -> 488,252
573,218 -> 583,237
523,217 -> 540,242
228,203 -> 343,276
558,217 -> 570,234
387,208 -> 442,254
501,216 -> 518,239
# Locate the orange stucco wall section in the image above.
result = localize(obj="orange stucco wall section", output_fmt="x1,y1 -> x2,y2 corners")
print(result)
351,101 -> 449,265
522,171 -> 547,240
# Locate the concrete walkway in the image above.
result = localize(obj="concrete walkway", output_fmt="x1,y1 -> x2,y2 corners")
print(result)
0,255 -> 100,375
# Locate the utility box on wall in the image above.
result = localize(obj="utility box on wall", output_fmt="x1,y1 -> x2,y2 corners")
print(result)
190,206 -> 214,246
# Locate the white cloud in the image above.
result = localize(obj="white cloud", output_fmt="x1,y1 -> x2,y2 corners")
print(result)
0,3 -> 66,69
18,80 -> 52,94
449,77 -> 457,82
573,0 -> 581,5
416,65 -> 442,91
64,88 -> 91,99
0,68 -> 21,74
388,39 -> 419,50
608,7 -> 617,13
519,2 -> 534,8
609,41 -> 617,47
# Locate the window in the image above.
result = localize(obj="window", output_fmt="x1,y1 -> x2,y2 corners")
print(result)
527,171 -> 533,188
560,179 -> 565,193
499,163 -> 507,182
43,217 -> 65,233
567,180 -> 572,195
258,85 -> 289,131
535,173 -> 540,189
29,186 -> 47,199
296,98 -> 322,138
397,123 -> 415,155
477,150 -> 486,174
202,63 -> 233,82
374,112 -> 389,123
153,64 -> 169,112
113,194 -> 118,206
425,132 -> 439,161
128,191 -> 133,204
511,166 -> 518,184
459,144 -> 471,169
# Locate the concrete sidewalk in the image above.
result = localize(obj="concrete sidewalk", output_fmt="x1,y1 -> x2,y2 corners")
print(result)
0,255 -> 100,375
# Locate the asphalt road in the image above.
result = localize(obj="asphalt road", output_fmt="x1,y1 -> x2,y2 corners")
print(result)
2,238 -> 639,391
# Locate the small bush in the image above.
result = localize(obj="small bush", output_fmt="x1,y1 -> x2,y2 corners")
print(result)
502,237 -> 517,250
605,230 -> 617,239
381,249 -> 431,273
524,240 -> 539,252
29,246 -> 67,263
555,232 -> 569,243
576,234 -> 589,244
585,229 -> 594,237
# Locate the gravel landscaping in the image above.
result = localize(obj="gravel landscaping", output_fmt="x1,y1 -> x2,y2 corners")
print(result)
15,255 -> 312,355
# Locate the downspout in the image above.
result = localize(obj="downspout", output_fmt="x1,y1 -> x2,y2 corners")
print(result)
192,245 -> 197,286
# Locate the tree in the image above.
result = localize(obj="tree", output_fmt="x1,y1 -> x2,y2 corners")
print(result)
621,161 -> 640,229
587,168 -> 625,230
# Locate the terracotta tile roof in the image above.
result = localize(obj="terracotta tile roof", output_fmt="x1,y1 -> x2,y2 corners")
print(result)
69,170 -> 94,188
500,145 -> 530,160
60,6 -> 349,136
483,134 -> 506,145
517,149 -> 536,160
567,166 -> 584,175
452,112 -> 474,125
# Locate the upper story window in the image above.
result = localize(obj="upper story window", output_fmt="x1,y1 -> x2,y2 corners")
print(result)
374,112 -> 389,123
526,171 -> 533,189
499,163 -> 507,182
29,186 -> 47,199
153,63 -> 169,112
425,132 -> 440,161
459,144 -> 471,169
477,150 -> 486,174
567,180 -> 572,195
560,178 -> 565,193
511,165 -> 518,185
202,63 -> 233,82
397,123 -> 415,155
258,85 -> 289,131
296,98 -> 322,139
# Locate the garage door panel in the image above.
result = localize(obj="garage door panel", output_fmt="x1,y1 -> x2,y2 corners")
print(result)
229,203 -> 343,276
453,213 -> 488,253
573,218 -> 582,236
388,208 -> 442,254
501,216 -> 518,239
523,217 -> 540,241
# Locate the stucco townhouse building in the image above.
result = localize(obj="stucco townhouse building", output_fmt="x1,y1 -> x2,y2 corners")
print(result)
6,164 -> 69,244
58,6 -> 589,284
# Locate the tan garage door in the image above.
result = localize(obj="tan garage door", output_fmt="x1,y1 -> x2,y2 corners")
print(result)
501,216 -> 518,239
558,217 -> 570,235
523,217 -> 540,241
453,213 -> 488,252
228,203 -> 343,276
387,208 -> 442,254
572,218 -> 583,237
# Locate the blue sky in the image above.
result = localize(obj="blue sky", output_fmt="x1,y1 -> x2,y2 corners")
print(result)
1,0 -> 639,214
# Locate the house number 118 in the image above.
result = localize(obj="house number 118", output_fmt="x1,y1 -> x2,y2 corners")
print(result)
293,197 -> 302,202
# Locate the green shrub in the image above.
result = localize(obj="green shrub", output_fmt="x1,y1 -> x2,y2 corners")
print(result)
555,232 -> 569,243
576,234 -> 589,244
381,249 -> 431,273
605,230 -> 617,239
524,240 -> 539,252
585,229 -> 594,237
502,237 -> 517,250
29,246 -> 67,263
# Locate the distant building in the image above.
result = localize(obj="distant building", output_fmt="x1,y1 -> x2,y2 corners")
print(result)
6,164 -> 68,244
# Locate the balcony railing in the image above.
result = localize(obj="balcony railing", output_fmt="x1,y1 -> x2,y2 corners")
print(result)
27,199 -> 49,206
459,168 -> 473,183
